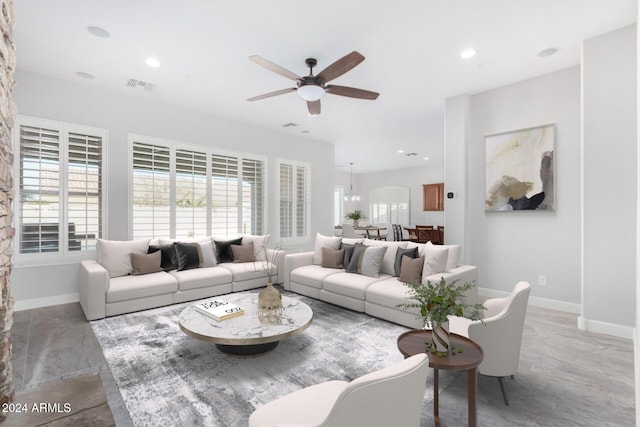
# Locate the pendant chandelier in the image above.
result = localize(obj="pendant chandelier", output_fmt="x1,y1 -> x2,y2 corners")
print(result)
344,162 -> 360,201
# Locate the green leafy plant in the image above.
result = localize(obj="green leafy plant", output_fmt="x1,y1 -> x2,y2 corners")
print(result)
396,277 -> 485,328
345,210 -> 367,226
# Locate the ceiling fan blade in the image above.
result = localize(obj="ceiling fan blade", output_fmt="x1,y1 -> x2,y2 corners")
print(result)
307,100 -> 321,115
249,55 -> 301,81
326,85 -> 379,100
247,87 -> 296,101
316,51 -> 365,83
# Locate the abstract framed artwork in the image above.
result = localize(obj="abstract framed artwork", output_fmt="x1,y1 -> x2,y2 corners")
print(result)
485,124 -> 555,212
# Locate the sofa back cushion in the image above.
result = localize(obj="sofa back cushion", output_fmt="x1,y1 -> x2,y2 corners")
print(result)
313,233 -> 342,265
97,238 -> 151,278
421,245 -> 449,283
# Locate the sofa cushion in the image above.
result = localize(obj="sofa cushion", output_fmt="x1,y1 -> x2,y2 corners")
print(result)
365,277 -> 415,309
175,242 -> 201,271
169,266 -> 233,291
427,242 -> 461,271
313,233 -> 342,265
322,247 -> 344,269
399,255 -> 424,284
214,237 -> 243,263
394,247 -> 419,276
422,245 -> 449,283
97,238 -> 151,278
131,251 -> 163,275
290,265 -> 342,290
363,240 -> 408,275
347,245 -> 387,278
341,237 -> 364,245
232,242 -> 255,263
219,261 -> 276,282
240,234 -> 270,261
323,272 -> 391,300
148,244 -> 178,271
198,241 -> 217,267
106,271 -> 177,303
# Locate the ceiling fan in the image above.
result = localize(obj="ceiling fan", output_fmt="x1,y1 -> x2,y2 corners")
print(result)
247,51 -> 379,115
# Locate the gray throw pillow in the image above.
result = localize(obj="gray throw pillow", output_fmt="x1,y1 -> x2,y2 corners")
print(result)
347,245 -> 387,278
322,247 -> 345,269
340,243 -> 356,267
399,255 -> 424,284
131,251 -> 163,275
394,247 -> 419,276
231,242 -> 255,263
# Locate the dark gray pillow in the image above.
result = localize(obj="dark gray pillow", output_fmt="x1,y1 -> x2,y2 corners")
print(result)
148,244 -> 178,271
394,247 -> 419,276
340,243 -> 356,267
175,242 -> 200,271
214,237 -> 243,263
346,244 -> 366,273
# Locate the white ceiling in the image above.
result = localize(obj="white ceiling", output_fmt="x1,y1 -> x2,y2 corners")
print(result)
13,0 -> 637,173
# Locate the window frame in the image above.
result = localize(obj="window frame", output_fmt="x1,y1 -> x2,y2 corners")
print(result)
128,134 -> 267,239
278,158 -> 310,245
13,115 -> 108,265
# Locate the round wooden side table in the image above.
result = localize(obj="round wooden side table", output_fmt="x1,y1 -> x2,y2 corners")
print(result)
397,330 -> 483,427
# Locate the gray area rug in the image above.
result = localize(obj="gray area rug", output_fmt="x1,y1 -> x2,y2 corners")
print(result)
91,289 -> 433,427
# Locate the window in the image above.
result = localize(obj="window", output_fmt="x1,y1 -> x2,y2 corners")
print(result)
369,186 -> 410,225
334,186 -> 344,226
130,135 -> 265,239
279,159 -> 309,242
15,116 -> 106,260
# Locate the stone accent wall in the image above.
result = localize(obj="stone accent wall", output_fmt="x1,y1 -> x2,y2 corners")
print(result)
0,0 -> 15,417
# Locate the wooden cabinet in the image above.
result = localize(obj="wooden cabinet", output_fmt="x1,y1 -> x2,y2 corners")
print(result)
423,183 -> 444,211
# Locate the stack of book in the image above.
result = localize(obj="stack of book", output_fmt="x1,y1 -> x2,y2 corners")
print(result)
195,299 -> 245,321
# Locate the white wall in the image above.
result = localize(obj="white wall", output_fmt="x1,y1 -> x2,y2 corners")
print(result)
449,66 -> 583,309
12,70 -> 335,307
582,25 -> 637,330
336,165 -> 444,227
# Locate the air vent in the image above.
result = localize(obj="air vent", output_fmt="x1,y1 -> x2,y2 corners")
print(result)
404,152 -> 419,157
282,122 -> 299,128
126,78 -> 155,91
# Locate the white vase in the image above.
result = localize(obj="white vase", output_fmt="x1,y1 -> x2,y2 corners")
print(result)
431,320 -> 450,354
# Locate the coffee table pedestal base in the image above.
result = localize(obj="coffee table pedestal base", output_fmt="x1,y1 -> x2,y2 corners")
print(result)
215,342 -> 279,356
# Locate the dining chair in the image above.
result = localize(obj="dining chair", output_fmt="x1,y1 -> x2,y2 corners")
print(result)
341,223 -> 362,238
415,225 -> 434,243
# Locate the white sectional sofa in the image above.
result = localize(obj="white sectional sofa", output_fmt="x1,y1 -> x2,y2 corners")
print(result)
284,234 -> 478,329
80,234 -> 283,321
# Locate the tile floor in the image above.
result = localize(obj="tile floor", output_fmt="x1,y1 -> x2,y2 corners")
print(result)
9,302 -> 636,426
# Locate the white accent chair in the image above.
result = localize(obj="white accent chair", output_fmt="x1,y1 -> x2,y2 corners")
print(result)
248,353 -> 429,427
449,281 -> 531,405
340,223 -> 363,238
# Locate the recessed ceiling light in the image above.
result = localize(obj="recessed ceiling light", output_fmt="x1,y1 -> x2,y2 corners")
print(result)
397,150 -> 404,154
76,71 -> 95,79
423,157 -> 430,160
87,26 -> 110,38
537,48 -> 558,58
145,57 -> 160,68
460,49 -> 477,59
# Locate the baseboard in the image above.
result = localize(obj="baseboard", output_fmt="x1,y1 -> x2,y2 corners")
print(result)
14,293 -> 79,311
577,315 -> 634,340
478,287 -> 581,314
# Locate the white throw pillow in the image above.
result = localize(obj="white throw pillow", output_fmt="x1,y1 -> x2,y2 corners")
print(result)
313,233 -> 342,265
426,241 -> 460,271
421,245 -> 449,284
240,234 -> 271,261
363,239 -> 408,275
97,238 -> 151,278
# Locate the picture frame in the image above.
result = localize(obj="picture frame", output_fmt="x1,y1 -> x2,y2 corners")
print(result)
485,124 -> 555,212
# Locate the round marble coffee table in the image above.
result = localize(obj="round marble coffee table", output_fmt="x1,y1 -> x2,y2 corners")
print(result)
178,291 -> 313,356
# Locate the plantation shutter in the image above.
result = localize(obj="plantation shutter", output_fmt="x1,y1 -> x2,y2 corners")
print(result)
279,163 -> 293,238
175,149 -> 208,239
295,165 -> 307,237
67,132 -> 102,250
19,125 -> 61,253
131,142 -> 171,239
241,158 -> 264,235
211,154 -> 239,237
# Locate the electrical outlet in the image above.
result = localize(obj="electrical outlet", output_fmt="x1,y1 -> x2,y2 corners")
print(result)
538,275 -> 547,286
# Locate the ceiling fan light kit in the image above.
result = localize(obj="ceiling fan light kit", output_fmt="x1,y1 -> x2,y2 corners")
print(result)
248,51 -> 379,115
